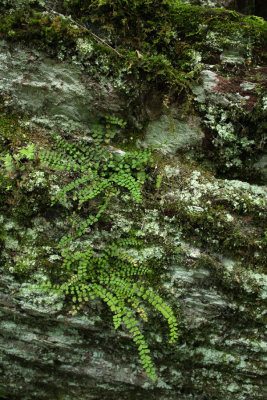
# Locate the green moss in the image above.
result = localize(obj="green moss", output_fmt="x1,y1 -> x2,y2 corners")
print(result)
173,202 -> 265,267
0,1 -> 266,99
0,111 -> 30,152
157,160 -> 266,267
196,99 -> 267,180
0,0 -> 46,10
62,1 -> 267,53
0,10 -> 82,52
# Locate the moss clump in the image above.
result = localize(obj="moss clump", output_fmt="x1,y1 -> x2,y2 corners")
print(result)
62,1 -> 266,41
62,1 -> 267,90
197,103 -> 267,180
0,111 -> 30,152
0,9 -> 83,53
157,160 -> 266,268
173,202 -> 259,257
0,1 -> 266,98
62,1 -> 267,56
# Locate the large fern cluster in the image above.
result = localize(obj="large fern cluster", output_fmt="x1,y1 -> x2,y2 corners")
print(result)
41,238 -> 178,381
6,117 -> 178,381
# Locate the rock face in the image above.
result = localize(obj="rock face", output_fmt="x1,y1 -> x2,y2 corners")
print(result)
0,1 -> 266,400
143,114 -> 204,154
0,40 -> 125,132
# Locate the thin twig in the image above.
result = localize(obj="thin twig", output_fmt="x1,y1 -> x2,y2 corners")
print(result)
49,9 -> 123,58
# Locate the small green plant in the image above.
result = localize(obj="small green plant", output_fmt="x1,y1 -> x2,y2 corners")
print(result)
0,143 -> 36,173
0,153 -> 15,173
156,173 -> 163,190
17,143 -> 36,160
0,114 -> 178,381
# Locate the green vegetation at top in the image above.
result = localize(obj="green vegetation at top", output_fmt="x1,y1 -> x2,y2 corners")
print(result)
62,0 -> 266,41
0,0 -> 266,94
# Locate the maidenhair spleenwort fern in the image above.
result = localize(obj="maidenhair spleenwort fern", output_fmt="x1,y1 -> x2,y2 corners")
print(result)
40,239 -> 178,381
18,118 -> 178,381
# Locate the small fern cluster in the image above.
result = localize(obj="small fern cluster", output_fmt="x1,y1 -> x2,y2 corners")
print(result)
40,123 -> 152,209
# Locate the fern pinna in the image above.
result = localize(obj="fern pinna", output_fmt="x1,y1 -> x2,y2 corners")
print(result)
34,119 -> 178,381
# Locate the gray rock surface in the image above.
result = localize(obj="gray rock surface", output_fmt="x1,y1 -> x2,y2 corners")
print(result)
142,114 -> 204,154
0,40 -> 123,133
1,251 -> 266,400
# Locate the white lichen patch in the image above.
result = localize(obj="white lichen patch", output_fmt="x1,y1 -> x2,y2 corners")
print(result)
163,164 -> 266,216
220,49 -> 245,64
48,254 -> 62,262
3,220 -> 16,231
76,38 -> 94,56
5,236 -> 20,250
14,253 -> 37,274
19,272 -> 65,313
20,171 -> 47,191
240,81 -> 256,91
126,246 -> 164,263
110,213 -> 133,233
